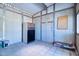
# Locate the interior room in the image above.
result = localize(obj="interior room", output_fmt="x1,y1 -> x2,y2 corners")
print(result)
0,3 -> 79,56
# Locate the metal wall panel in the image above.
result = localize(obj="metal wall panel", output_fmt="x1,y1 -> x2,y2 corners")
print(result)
5,10 -> 22,45
55,3 -> 74,11
23,16 -> 32,23
0,16 -> 3,38
42,15 -> 47,22
42,10 -> 46,15
47,5 -> 53,13
0,8 -> 3,40
46,14 -> 53,22
34,17 -> 41,40
55,8 -> 74,44
33,3 -> 74,44
42,14 -> 53,43
46,23 -> 53,42
23,22 -> 28,43
42,23 -> 47,42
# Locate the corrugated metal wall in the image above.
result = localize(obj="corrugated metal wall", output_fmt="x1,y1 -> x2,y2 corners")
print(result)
0,4 -> 32,45
5,10 -> 22,45
42,14 -> 53,43
33,3 -> 75,44
33,17 -> 41,41
55,8 -> 74,44
0,8 -> 3,40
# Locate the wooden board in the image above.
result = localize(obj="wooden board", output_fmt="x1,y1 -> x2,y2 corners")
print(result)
57,15 -> 68,30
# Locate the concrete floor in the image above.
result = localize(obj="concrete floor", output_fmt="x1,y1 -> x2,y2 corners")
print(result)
0,41 -> 76,56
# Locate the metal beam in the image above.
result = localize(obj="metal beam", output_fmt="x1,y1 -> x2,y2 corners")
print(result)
21,15 -> 24,42
42,3 -> 47,9
33,6 -> 74,18
40,11 -> 42,41
33,3 -> 55,17
47,3 -> 55,8
53,3 -> 55,45
74,3 -> 79,55
33,3 -> 47,16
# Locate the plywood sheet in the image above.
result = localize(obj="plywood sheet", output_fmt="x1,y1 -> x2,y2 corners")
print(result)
57,15 -> 68,30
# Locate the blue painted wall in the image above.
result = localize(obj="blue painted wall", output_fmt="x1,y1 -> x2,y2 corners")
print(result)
34,17 -> 41,41
5,10 -> 22,45
55,8 -> 74,44
0,8 -> 3,40
34,3 -> 74,44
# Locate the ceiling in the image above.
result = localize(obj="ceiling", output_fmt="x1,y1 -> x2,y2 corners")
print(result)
9,3 -> 53,17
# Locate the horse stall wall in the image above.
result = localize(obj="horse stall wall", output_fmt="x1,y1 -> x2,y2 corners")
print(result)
41,14 -> 53,43
41,15 -> 47,42
33,3 -> 75,44
33,17 -> 41,41
0,8 -> 3,41
41,5 -> 54,43
55,4 -> 75,44
5,10 -> 22,45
